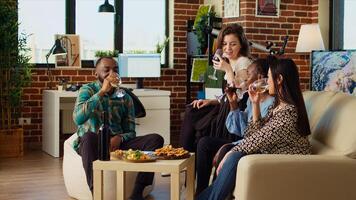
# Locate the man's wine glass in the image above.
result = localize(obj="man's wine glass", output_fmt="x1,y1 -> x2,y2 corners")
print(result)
111,73 -> 126,98
251,78 -> 269,93
209,49 -> 223,80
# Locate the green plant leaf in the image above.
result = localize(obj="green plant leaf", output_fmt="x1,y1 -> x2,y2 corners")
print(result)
94,50 -> 119,58
0,1 -> 33,128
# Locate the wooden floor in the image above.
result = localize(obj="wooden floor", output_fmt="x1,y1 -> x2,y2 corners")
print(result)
0,151 -> 171,200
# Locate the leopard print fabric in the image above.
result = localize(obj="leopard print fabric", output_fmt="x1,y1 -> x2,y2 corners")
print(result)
232,104 -> 311,155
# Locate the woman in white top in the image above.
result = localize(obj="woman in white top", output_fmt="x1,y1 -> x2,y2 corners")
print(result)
180,24 -> 252,152
191,23 -> 252,109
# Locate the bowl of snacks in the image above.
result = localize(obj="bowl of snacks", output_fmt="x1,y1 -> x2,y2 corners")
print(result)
154,145 -> 190,160
113,149 -> 157,162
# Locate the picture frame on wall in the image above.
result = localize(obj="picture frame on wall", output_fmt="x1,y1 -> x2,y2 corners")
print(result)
256,0 -> 280,18
311,50 -> 356,95
55,34 -> 81,68
191,58 -> 208,83
224,0 -> 239,18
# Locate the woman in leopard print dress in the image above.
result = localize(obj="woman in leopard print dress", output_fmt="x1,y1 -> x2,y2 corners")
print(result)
197,57 -> 312,200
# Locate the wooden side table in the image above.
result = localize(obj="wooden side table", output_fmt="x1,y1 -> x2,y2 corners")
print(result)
93,154 -> 195,200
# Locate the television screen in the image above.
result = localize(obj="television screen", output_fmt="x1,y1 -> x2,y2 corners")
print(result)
311,50 -> 356,95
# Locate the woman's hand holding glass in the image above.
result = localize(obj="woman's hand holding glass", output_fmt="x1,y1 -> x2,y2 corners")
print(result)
212,54 -> 231,74
248,78 -> 269,104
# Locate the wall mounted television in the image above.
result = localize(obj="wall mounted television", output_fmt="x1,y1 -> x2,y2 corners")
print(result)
310,50 -> 356,95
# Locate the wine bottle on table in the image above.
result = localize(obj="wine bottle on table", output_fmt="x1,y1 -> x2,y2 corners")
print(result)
98,111 -> 110,161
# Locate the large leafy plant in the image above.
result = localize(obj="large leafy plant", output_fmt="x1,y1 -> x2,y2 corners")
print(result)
0,1 -> 32,129
195,11 -> 216,54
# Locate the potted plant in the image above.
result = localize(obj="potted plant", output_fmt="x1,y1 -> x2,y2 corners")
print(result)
0,1 -> 33,157
155,37 -> 169,65
194,6 -> 215,54
94,50 -> 119,59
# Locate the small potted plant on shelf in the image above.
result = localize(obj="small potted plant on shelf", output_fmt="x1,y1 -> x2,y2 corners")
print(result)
155,37 -> 169,65
94,50 -> 119,59
0,1 -> 33,157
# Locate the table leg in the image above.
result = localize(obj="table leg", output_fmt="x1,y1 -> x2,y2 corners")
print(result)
93,169 -> 103,200
171,172 -> 180,200
116,170 -> 125,200
186,159 -> 195,200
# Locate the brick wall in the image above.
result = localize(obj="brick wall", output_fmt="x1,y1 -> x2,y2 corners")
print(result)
21,0 -> 318,149
224,0 -> 319,90
21,0 -> 204,149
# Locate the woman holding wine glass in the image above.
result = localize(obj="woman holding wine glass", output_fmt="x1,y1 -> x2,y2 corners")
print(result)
211,25 -> 251,86
197,57 -> 312,200
180,23 -> 252,152
195,58 -> 275,195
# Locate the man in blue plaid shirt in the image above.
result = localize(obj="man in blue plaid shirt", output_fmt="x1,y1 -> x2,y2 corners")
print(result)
73,57 -> 163,200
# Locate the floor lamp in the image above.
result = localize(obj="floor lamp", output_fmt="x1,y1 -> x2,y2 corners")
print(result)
296,24 -> 325,53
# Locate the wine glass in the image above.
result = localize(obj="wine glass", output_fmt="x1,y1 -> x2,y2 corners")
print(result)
208,49 -> 223,80
235,81 -> 249,99
251,78 -> 269,93
226,81 -> 248,100
214,93 -> 226,103
111,73 -> 126,98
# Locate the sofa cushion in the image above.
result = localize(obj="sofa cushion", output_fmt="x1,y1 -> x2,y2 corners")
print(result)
303,91 -> 356,158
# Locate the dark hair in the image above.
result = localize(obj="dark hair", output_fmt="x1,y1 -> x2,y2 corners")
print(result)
251,58 -> 269,78
269,57 -> 311,136
95,56 -> 117,68
217,23 -> 250,57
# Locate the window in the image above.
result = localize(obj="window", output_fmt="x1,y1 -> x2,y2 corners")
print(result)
343,0 -> 356,49
123,0 -> 166,53
76,0 -> 115,60
18,0 -> 65,64
18,0 -> 168,67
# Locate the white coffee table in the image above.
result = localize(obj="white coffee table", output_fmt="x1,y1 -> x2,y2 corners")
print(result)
93,153 -> 195,200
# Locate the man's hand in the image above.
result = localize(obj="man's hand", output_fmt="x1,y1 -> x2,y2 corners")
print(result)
99,72 -> 117,96
110,135 -> 122,152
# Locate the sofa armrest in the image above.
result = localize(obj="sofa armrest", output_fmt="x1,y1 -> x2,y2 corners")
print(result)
234,154 -> 356,200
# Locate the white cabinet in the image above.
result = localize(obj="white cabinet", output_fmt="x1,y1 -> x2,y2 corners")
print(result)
42,89 -> 171,157
133,89 -> 171,144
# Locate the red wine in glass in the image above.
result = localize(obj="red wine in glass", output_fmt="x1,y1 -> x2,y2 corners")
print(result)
209,49 -> 223,80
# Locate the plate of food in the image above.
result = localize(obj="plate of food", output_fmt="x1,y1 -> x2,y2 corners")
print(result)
112,149 -> 157,162
154,145 -> 190,160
